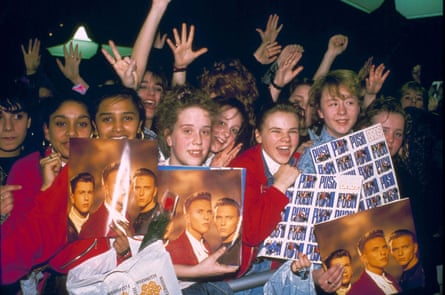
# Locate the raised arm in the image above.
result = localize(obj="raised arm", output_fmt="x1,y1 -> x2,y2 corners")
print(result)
313,34 -> 348,80
167,23 -> 208,87
101,40 -> 138,89
269,44 -> 304,102
131,0 -> 171,88
253,14 -> 283,65
56,42 -> 90,92
21,38 -> 41,76
363,63 -> 390,108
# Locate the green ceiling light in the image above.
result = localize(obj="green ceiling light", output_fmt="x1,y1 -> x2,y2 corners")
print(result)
395,0 -> 443,19
340,0 -> 385,13
101,44 -> 133,57
47,25 -> 99,59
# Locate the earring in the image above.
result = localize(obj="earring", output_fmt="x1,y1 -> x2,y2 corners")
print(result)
137,129 -> 145,140
90,131 -> 99,139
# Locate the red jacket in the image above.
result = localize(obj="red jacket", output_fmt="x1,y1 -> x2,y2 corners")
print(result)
165,231 -> 211,266
1,165 -> 69,284
4,151 -> 44,233
348,270 -> 402,295
229,144 -> 300,277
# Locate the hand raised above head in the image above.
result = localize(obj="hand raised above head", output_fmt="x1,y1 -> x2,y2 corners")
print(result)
101,40 -> 138,89
166,23 -> 208,69
21,38 -> 41,76
256,14 -> 283,44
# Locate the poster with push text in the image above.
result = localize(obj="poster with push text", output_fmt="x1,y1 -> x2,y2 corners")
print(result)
309,123 -> 400,210
257,173 -> 363,264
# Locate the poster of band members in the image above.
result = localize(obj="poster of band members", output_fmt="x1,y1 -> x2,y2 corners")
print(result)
309,123 -> 400,210
68,138 -> 159,240
158,166 -> 245,267
257,174 -> 363,264
314,199 -> 423,294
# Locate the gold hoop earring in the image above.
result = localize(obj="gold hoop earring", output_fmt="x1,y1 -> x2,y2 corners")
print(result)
90,131 -> 99,139
137,129 -> 145,140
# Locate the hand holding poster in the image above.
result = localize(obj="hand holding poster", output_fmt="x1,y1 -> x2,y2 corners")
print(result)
309,123 -> 401,210
257,173 -> 363,264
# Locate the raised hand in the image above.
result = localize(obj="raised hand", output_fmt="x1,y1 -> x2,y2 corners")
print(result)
154,30 -> 167,49
256,14 -> 283,44
326,34 -> 348,57
254,41 -> 282,65
363,63 -> 390,108
39,153 -> 62,191
210,142 -> 243,167
166,23 -> 208,69
357,56 -> 374,82
101,40 -> 138,89
21,38 -> 41,75
366,63 -> 390,95
56,42 -> 87,87
274,44 -> 304,87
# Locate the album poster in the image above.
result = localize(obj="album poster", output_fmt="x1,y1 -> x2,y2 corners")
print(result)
158,166 -> 246,267
68,138 -> 159,240
309,123 -> 400,210
314,199 -> 422,293
257,173 -> 363,264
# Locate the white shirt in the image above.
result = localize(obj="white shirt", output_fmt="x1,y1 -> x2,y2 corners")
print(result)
366,269 -> 399,294
68,207 -> 89,233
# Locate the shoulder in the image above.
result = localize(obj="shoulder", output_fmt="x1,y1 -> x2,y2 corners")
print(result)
229,144 -> 261,167
8,151 -> 40,172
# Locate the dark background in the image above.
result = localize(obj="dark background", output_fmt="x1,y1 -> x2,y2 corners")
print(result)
2,0 -> 443,96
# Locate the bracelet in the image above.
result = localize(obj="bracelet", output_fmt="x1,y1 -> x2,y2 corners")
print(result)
173,66 -> 187,73
72,83 -> 87,95
270,80 -> 284,90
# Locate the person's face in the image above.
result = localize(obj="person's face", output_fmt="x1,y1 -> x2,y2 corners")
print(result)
166,106 -> 212,166
214,205 -> 240,243
94,96 -> 142,140
330,256 -> 353,287
401,89 -> 423,109
43,101 -> 92,162
70,181 -> 94,217
137,72 -> 163,122
361,237 -> 390,273
255,111 -> 299,164
211,106 -> 243,153
185,199 -> 212,239
318,85 -> 360,138
289,84 -> 315,131
0,108 -> 31,156
105,169 -> 127,212
390,235 -> 418,269
133,175 -> 157,212
371,112 -> 405,157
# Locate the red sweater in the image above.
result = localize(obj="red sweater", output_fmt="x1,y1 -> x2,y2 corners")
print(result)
229,144 -> 300,277
1,166 -> 69,284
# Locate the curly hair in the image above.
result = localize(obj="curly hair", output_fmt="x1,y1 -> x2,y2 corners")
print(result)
155,85 -> 218,158
198,58 -> 259,126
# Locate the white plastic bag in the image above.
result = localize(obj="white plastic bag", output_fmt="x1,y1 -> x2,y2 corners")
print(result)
67,239 -> 181,295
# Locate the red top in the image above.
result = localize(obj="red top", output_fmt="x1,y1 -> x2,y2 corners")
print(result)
229,144 -> 300,277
